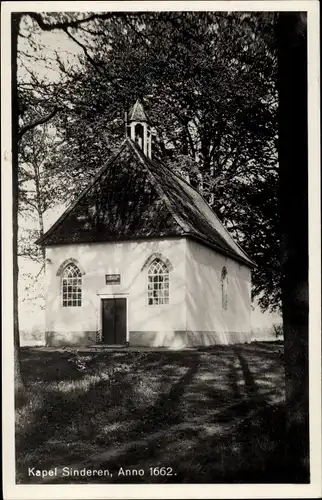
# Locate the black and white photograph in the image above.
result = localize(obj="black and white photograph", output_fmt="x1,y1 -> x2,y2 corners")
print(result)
1,1 -> 321,498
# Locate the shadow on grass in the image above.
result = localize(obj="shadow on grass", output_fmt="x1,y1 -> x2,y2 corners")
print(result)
16,350 -> 200,482
16,343 -> 308,484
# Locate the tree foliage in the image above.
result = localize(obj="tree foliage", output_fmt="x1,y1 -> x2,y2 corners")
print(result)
18,11 -> 280,311
13,11 -> 311,476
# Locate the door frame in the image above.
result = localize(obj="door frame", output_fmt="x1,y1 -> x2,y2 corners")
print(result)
98,293 -> 129,344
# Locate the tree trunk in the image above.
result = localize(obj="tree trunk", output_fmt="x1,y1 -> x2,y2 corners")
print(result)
12,13 -> 24,397
34,163 -> 46,262
277,12 -> 309,481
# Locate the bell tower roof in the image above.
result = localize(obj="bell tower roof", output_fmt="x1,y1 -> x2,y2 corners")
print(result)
128,99 -> 149,123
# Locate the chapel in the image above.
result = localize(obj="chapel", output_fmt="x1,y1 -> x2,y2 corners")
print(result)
37,100 -> 254,348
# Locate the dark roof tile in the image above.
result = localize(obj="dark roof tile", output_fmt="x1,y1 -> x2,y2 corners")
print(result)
38,138 -> 254,268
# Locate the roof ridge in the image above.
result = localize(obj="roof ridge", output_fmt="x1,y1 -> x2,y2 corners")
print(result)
153,155 -> 199,190
149,155 -> 254,266
37,140 -> 127,245
127,139 -> 190,234
39,136 -> 254,268
189,188 -> 255,265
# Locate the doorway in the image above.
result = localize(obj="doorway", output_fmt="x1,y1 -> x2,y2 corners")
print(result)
101,298 -> 127,345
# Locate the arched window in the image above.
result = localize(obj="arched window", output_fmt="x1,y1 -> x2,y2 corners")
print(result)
148,258 -> 169,305
221,266 -> 228,310
61,263 -> 82,307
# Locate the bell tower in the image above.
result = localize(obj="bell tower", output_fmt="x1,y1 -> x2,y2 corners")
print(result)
126,99 -> 154,158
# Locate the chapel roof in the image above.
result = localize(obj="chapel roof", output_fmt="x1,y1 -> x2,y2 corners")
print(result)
37,138 -> 254,267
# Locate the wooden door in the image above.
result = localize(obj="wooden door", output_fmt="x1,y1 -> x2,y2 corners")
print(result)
101,298 -> 126,345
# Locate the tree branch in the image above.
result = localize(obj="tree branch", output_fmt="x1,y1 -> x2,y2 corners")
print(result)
26,12 -> 121,32
62,27 -> 103,76
18,107 -> 60,140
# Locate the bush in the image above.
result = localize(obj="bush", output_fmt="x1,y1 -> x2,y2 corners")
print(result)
272,324 -> 283,338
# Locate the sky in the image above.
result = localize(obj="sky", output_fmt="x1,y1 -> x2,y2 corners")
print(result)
18,17 -> 83,83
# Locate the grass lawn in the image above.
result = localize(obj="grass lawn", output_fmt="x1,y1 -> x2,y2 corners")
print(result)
16,342 -> 288,484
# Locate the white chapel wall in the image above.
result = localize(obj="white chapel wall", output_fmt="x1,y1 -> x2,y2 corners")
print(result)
185,239 -> 252,344
44,238 -> 186,346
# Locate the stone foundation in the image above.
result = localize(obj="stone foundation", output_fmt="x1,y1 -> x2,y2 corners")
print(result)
20,330 -> 46,347
46,330 -> 98,346
129,330 -> 251,348
45,330 -> 251,347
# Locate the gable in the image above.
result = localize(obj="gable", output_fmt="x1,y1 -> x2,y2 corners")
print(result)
38,138 -> 254,268
38,142 -> 183,246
